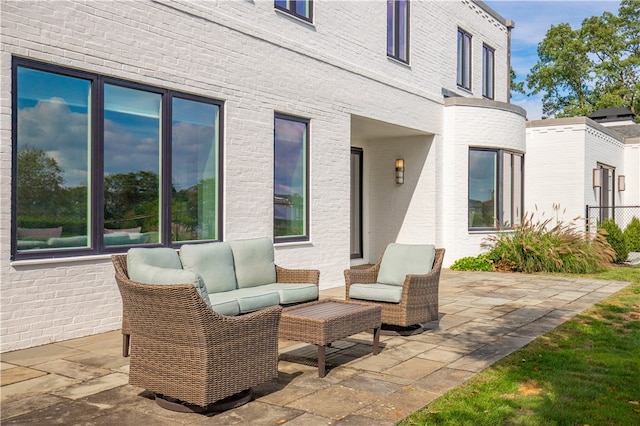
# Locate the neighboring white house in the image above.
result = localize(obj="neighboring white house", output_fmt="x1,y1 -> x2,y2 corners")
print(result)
1,0 -> 526,352
525,111 -> 640,234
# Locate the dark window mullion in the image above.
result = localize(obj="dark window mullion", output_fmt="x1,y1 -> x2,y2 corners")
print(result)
94,76 -> 105,252
162,92 -> 173,247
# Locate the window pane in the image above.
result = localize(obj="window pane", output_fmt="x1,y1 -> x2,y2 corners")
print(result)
103,84 -> 161,246
483,45 -> 494,99
387,0 -> 394,56
388,0 -> 409,62
274,116 -> 308,239
16,67 -> 91,251
502,152 -> 512,227
513,154 -> 523,226
171,97 -> 220,242
463,34 -> 471,89
469,150 -> 496,228
457,31 -> 464,86
294,0 -> 310,18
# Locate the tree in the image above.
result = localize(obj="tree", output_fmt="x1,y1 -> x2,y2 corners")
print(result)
510,67 -> 526,96
17,146 -> 64,216
526,0 -> 640,120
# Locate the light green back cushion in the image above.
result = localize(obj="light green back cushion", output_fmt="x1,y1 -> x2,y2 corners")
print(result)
229,237 -> 277,288
377,243 -> 436,286
127,247 -> 183,270
127,247 -> 212,308
179,242 -> 237,294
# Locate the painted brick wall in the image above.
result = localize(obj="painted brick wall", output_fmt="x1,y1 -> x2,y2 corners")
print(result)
1,0 -> 513,351
525,120 -> 626,226
441,101 -> 527,265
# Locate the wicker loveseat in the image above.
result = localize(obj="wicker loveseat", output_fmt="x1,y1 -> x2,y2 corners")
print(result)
344,244 -> 445,334
115,270 -> 282,411
113,237 -> 320,357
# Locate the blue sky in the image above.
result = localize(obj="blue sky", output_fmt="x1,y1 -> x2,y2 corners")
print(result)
484,0 -> 621,120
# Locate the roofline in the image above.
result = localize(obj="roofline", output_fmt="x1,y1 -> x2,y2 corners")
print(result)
445,96 -> 527,118
527,116 -> 625,142
473,0 -> 512,27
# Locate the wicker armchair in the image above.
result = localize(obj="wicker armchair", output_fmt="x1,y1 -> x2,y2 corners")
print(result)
113,256 -> 281,410
344,248 -> 444,333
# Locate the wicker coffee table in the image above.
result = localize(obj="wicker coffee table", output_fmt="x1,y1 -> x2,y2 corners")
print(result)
279,299 -> 382,377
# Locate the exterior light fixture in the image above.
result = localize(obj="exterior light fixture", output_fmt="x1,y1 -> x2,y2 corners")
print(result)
618,175 -> 626,191
395,158 -> 404,184
592,168 -> 602,188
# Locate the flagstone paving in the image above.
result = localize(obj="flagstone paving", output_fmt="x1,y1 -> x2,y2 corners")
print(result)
1,270 -> 630,425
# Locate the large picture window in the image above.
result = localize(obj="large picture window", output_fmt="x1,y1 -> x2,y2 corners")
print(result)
468,148 -> 523,230
387,0 -> 410,63
12,59 -> 223,259
274,114 -> 309,242
275,0 -> 313,22
457,28 -> 472,90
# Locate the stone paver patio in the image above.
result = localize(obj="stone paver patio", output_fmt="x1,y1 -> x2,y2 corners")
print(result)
1,270 -> 630,425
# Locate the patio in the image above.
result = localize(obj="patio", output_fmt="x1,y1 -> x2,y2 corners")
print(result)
1,270 -> 630,425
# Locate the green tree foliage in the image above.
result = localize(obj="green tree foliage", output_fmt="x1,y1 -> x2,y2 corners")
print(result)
526,0 -> 640,120
17,146 -> 64,217
510,67 -> 526,95
104,171 -> 159,231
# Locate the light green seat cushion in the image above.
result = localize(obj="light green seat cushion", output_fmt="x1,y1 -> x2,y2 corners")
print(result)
179,242 -> 237,294
349,283 -> 403,303
208,299 -> 240,316
211,288 -> 280,313
258,283 -> 318,304
127,247 -> 212,308
229,237 -> 277,289
377,243 -> 436,286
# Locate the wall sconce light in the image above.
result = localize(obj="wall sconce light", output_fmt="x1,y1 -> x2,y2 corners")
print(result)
395,158 -> 404,184
618,175 -> 626,191
592,168 -> 602,188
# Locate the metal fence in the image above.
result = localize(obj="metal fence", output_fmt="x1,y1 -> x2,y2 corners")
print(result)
586,205 -> 640,235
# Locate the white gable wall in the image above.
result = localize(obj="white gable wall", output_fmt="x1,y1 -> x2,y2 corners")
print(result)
624,143 -> 640,205
525,119 -> 626,228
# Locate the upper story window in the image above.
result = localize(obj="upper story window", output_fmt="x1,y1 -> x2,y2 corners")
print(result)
274,113 -> 309,242
457,28 -> 472,90
468,148 -> 523,230
482,44 -> 495,99
12,59 -> 223,260
275,0 -> 313,23
387,0 -> 410,63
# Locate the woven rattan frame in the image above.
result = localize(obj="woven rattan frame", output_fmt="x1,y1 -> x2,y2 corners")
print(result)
112,254 -> 319,357
344,248 -> 445,327
113,259 -> 282,407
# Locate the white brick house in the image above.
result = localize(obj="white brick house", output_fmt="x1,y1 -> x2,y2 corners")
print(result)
0,0 -> 526,352
526,116 -> 640,233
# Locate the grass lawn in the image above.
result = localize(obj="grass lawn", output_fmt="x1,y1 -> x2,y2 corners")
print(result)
401,266 -> 640,426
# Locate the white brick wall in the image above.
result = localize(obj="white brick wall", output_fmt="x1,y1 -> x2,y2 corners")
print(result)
441,98 -> 527,265
525,118 -> 626,225
1,0 -> 515,351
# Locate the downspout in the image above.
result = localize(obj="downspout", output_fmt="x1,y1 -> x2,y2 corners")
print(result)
506,19 -> 515,103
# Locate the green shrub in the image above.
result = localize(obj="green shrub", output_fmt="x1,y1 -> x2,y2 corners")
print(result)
624,217 -> 640,252
599,219 -> 629,263
483,209 -> 615,274
450,254 -> 494,271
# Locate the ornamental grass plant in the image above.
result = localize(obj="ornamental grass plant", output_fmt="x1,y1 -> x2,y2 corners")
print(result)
483,208 -> 615,274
